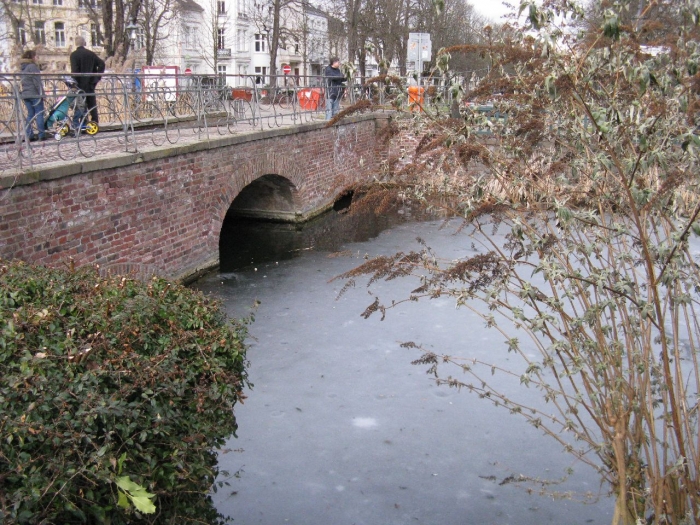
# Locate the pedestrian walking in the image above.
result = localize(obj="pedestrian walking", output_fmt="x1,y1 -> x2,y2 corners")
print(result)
19,49 -> 46,141
70,36 -> 105,125
324,57 -> 345,121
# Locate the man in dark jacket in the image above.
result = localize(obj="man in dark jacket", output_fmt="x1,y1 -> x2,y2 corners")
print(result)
70,36 -> 105,124
324,57 -> 345,120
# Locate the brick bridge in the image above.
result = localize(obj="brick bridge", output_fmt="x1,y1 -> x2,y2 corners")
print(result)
0,114 -> 399,281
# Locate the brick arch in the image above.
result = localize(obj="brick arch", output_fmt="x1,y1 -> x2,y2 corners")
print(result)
206,150 -> 307,252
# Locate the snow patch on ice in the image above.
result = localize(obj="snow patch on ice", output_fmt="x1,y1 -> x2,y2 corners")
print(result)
352,417 -> 378,428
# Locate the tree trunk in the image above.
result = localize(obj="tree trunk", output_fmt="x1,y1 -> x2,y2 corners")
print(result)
102,0 -> 114,56
346,0 -> 361,64
611,495 -> 635,525
268,0 -> 281,87
611,420 -> 635,525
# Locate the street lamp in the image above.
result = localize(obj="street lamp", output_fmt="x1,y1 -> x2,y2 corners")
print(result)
125,18 -> 140,73
126,19 -> 139,47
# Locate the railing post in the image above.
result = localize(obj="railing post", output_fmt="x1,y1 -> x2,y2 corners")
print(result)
123,74 -> 137,152
11,73 -> 31,169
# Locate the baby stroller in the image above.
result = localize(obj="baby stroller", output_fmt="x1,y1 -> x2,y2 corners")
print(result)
45,77 -> 99,140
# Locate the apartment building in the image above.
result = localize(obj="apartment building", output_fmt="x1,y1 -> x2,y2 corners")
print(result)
0,0 -> 104,72
0,0 -> 335,83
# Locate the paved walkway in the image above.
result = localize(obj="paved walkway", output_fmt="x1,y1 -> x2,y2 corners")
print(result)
0,109 -> 328,175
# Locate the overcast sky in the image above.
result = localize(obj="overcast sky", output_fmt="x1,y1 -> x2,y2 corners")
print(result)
471,0 -> 517,23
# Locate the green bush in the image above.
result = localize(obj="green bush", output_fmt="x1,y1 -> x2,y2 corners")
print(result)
0,261 -> 250,524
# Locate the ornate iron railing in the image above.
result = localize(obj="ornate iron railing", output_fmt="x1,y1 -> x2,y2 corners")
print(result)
0,72 -> 451,172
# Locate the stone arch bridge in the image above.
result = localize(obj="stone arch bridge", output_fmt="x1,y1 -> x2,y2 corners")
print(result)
0,114 -> 398,281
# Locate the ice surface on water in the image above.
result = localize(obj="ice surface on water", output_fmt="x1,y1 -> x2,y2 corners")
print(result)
195,218 -> 616,525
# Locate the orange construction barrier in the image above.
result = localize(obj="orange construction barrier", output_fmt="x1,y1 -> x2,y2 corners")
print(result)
298,88 -> 323,110
231,88 -> 253,101
408,85 -> 424,112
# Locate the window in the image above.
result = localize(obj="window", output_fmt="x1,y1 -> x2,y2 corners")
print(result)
32,0 -> 43,4
53,0 -> 62,5
54,22 -> 66,47
254,66 -> 267,84
237,0 -> 247,17
34,21 -> 45,45
135,28 -> 145,50
79,0 -> 97,8
16,21 -> 27,45
217,28 -> 225,49
217,65 -> 227,82
236,29 -> 248,52
217,0 -> 225,14
90,23 -> 100,46
294,37 -> 299,54
254,33 -> 266,53
182,25 -> 191,48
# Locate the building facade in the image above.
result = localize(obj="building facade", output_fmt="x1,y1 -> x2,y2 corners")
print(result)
0,0 -> 104,72
0,0 -> 337,86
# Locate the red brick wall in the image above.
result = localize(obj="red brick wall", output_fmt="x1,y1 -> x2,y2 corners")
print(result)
0,116 -> 387,280
379,116 -> 425,173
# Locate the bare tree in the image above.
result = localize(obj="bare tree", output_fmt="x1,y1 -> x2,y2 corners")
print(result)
77,0 -> 142,60
193,0 -> 233,76
287,3 -> 319,77
0,0 -> 62,47
413,0 -> 488,75
324,0 -> 488,78
319,0 -> 369,74
139,0 -> 178,65
0,1 -> 22,71
252,0 -> 301,85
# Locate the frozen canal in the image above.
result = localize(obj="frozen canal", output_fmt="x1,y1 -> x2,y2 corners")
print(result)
193,210 -> 615,525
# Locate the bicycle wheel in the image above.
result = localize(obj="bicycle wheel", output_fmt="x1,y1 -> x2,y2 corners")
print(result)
258,91 -> 272,112
278,94 -> 291,111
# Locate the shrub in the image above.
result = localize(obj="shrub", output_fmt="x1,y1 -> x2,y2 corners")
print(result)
0,261 -> 250,524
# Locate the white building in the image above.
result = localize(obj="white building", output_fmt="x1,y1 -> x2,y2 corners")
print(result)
0,0 -> 335,87
146,0 -> 331,87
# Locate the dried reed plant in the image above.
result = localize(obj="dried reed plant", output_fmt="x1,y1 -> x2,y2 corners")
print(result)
337,2 -> 700,523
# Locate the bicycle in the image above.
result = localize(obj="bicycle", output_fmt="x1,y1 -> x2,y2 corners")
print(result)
257,88 -> 295,112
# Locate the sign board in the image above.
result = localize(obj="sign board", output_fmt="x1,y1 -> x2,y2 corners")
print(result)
184,68 -> 192,75
407,33 -> 432,74
142,65 -> 179,101
282,64 -> 292,74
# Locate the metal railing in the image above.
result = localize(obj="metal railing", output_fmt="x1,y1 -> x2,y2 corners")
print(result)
0,72 -> 452,171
